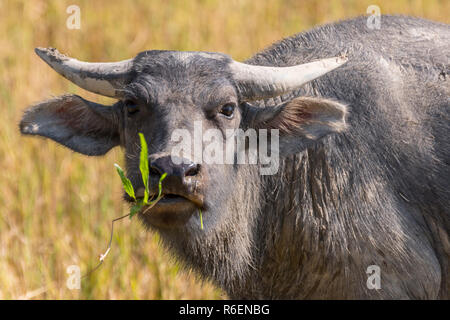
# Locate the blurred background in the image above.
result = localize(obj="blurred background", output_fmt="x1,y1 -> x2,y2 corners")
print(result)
0,0 -> 448,299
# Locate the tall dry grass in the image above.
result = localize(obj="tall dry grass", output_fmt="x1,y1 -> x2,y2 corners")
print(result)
0,0 -> 448,299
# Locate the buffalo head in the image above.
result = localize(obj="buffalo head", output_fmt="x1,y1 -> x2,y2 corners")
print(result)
20,48 -> 347,231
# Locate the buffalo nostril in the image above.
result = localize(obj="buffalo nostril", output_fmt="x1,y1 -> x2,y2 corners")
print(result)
150,156 -> 199,178
185,163 -> 200,177
150,165 -> 162,176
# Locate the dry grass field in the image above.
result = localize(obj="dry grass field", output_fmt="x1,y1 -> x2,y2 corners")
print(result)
0,0 -> 448,299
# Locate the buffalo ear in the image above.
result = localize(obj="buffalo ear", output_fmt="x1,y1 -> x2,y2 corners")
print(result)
247,96 -> 347,154
20,94 -> 121,156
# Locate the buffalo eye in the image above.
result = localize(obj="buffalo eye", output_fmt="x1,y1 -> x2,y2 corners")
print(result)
219,103 -> 235,119
125,100 -> 139,116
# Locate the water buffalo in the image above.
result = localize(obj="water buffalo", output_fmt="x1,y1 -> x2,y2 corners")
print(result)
20,15 -> 449,299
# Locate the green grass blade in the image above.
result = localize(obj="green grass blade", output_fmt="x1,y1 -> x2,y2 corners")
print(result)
114,164 -> 136,201
138,133 -> 150,204
147,172 -> 167,205
199,209 -> 203,230
157,173 -> 167,198
129,202 -> 142,219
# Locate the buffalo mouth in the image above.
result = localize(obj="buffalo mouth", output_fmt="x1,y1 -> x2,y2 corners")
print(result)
132,190 -> 204,229
122,176 -> 205,228
154,192 -> 203,207
157,193 -> 186,203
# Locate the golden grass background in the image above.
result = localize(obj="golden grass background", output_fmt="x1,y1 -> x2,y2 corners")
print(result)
0,0 -> 448,299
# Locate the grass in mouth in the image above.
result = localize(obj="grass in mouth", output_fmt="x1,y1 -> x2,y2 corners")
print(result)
116,132 -> 204,229
84,133 -> 166,278
115,132 -> 167,219
85,133 -> 204,278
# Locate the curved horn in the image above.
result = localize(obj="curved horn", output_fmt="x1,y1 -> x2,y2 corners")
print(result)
230,55 -> 348,101
35,47 -> 133,98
